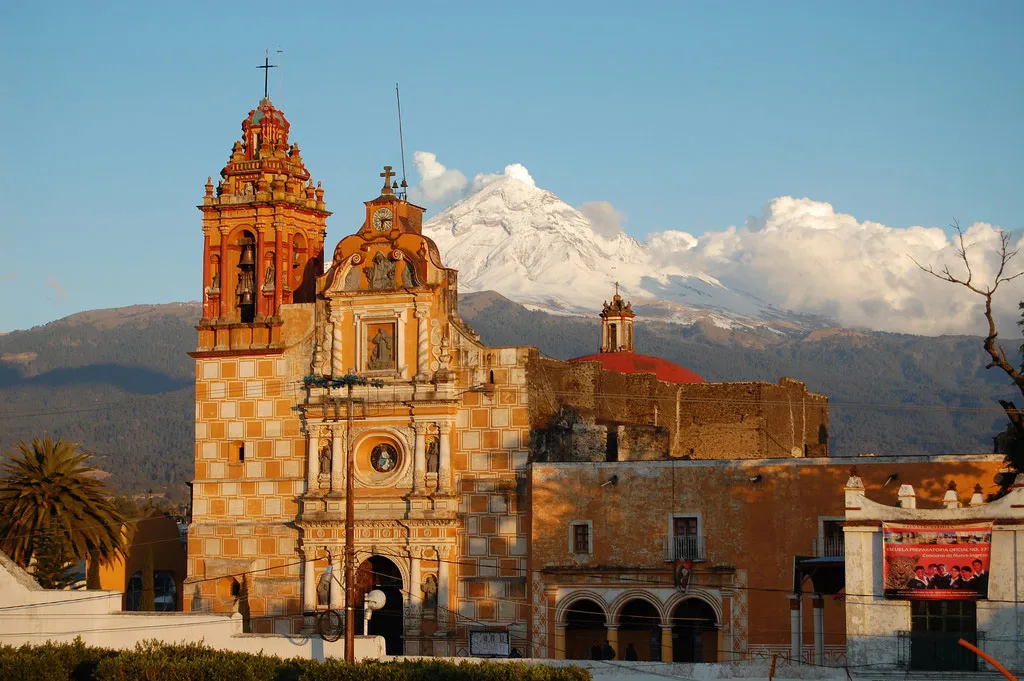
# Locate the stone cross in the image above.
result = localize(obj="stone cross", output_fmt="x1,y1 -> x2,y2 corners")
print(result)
380,165 -> 395,189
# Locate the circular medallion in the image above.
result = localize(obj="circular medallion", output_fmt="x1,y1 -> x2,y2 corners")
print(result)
370,443 -> 399,473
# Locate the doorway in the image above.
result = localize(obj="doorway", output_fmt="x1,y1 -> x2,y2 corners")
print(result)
671,598 -> 718,662
354,555 -> 404,655
910,600 -> 977,671
563,598 -> 607,660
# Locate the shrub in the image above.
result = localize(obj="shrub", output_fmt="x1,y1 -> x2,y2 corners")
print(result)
0,641 -> 591,681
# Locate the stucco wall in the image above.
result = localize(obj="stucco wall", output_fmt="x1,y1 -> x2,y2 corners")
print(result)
530,454 -> 1005,659
0,551 -> 384,659
844,479 -> 1024,673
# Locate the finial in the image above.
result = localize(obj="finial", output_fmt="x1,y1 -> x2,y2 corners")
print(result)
850,465 -> 859,478
614,281 -> 620,298
947,480 -> 957,491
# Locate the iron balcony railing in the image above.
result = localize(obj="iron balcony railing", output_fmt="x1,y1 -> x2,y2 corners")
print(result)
812,536 -> 845,558
663,535 -> 707,562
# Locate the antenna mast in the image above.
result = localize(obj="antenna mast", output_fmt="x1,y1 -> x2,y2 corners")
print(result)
396,83 -> 408,199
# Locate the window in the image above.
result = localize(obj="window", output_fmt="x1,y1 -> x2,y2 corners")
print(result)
669,515 -> 704,561
817,517 -> 845,557
570,522 -> 592,554
238,443 -> 246,462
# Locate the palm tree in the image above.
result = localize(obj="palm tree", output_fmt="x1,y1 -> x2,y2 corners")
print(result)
0,437 -> 129,575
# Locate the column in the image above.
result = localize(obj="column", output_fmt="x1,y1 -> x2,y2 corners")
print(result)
788,594 -> 802,663
812,594 -> 824,666
331,312 -> 344,377
305,425 -> 319,493
256,227 -> 266,319
412,422 -> 427,494
554,624 -> 567,661
218,227 -> 229,320
273,222 -> 283,310
302,549 -> 317,613
436,545 -> 450,628
329,549 -> 343,608
438,422 -> 452,494
414,304 -> 430,380
661,625 -> 673,664
330,425 -> 344,494
607,625 -> 619,660
408,547 -> 421,607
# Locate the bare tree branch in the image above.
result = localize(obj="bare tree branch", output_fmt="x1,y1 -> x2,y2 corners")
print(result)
915,222 -> 1024,438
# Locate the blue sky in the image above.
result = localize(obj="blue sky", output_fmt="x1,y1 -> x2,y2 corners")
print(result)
1,1 -> 1021,332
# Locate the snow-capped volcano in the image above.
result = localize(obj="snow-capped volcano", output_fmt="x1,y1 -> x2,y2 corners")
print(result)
422,166 -> 829,334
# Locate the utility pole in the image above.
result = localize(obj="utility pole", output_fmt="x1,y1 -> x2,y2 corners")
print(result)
329,372 -> 383,662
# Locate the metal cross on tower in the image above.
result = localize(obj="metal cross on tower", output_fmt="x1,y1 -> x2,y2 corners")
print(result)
257,50 -> 278,99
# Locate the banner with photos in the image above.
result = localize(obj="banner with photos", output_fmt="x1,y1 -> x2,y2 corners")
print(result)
882,522 -> 992,600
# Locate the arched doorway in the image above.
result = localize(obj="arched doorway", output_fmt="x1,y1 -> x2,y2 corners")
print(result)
354,556 -> 404,655
618,598 -> 662,661
671,598 -> 718,662
563,598 -> 607,660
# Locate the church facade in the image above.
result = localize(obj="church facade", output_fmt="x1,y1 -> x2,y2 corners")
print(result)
186,98 -> 1006,661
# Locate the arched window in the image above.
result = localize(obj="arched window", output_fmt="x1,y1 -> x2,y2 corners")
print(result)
154,571 -> 177,612
125,571 -> 143,611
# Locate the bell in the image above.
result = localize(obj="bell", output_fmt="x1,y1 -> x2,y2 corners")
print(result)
239,243 -> 255,267
239,291 -> 254,306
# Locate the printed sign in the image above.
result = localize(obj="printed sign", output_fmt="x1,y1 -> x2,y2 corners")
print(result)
469,630 -> 511,657
882,522 -> 992,600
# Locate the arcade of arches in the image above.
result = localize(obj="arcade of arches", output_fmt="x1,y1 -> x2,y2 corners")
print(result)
558,593 -> 720,662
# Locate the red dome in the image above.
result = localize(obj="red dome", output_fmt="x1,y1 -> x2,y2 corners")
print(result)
568,351 -> 706,384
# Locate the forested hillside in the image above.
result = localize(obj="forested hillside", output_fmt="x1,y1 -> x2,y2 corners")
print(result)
0,294 -> 1012,500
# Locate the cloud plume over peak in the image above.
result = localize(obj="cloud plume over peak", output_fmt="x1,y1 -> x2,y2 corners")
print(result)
656,197 -> 1024,335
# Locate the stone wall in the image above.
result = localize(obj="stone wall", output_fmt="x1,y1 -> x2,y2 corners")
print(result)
526,357 -> 828,462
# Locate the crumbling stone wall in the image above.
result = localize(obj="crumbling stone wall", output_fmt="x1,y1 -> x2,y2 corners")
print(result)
526,356 -> 829,461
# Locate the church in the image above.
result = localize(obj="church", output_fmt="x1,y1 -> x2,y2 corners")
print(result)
185,97 -> 1005,661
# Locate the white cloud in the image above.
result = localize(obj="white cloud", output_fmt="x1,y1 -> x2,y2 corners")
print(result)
470,163 -> 535,193
653,197 -> 1024,335
578,201 -> 625,237
409,151 -> 468,204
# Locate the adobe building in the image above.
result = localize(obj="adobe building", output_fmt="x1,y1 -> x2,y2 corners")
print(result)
185,96 -> 1008,661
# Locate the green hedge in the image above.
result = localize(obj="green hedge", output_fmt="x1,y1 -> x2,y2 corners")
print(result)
0,640 -> 591,681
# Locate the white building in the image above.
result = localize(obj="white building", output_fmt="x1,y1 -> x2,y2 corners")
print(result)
844,471 -> 1023,674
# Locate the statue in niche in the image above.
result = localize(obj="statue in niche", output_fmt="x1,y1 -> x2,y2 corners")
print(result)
241,181 -> 255,197
263,261 -> 275,289
426,437 -> 439,473
422,574 -> 438,610
368,327 -> 395,370
402,262 -> 418,288
367,251 -> 396,290
318,442 -> 331,475
210,261 -> 221,290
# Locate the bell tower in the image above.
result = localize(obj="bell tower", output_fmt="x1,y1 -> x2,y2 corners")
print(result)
600,283 -> 635,353
196,97 -> 330,351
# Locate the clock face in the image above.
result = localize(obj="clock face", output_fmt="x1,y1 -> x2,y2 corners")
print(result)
372,207 -> 394,232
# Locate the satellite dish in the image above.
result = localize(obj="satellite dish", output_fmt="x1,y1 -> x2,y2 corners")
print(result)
364,589 -> 386,612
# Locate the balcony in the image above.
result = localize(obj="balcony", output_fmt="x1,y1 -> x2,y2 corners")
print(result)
812,536 -> 845,558
663,535 -> 706,562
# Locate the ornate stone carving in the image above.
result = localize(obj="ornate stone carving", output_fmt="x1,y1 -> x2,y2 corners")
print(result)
367,251 -> 396,290
370,443 -> 399,473
426,437 -> 439,473
368,325 -> 395,370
